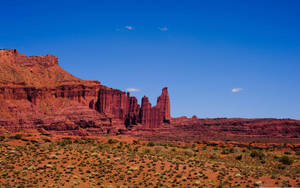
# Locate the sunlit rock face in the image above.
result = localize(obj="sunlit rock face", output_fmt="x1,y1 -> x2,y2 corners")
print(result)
0,49 -> 171,135
140,87 -> 171,128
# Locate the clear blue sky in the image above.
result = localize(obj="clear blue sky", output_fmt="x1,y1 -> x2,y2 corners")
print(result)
1,0 -> 300,119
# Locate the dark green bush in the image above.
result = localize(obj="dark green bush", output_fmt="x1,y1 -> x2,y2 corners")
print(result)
43,138 -> 51,143
107,139 -> 118,144
277,164 -> 285,170
147,142 -> 155,147
57,138 -> 72,146
235,154 -> 242,160
0,135 -> 5,141
9,134 -> 22,140
221,148 -> 234,154
250,150 -> 265,160
279,155 -> 293,165
15,134 -> 23,139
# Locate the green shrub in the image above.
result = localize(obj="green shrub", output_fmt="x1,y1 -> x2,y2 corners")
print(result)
221,149 -> 229,154
221,148 -> 234,154
279,155 -> 293,165
0,135 -> 5,141
250,150 -> 265,160
235,154 -> 242,160
9,134 -> 22,140
15,134 -> 23,139
57,138 -> 72,146
43,138 -> 51,143
107,139 -> 118,144
147,142 -> 155,147
133,146 -> 139,152
278,164 -> 286,170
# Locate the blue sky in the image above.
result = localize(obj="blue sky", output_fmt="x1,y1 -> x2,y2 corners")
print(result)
1,0 -> 300,119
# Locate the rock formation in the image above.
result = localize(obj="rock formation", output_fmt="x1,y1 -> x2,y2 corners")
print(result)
140,88 -> 171,128
157,87 -> 171,123
0,49 -> 58,67
168,117 -> 300,142
130,117 -> 300,143
1,49 -> 299,143
0,49 -> 171,135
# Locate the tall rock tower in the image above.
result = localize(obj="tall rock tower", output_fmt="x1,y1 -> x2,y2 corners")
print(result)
140,87 -> 171,128
157,87 -> 171,123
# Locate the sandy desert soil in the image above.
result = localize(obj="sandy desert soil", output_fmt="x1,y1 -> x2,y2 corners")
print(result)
0,133 -> 299,188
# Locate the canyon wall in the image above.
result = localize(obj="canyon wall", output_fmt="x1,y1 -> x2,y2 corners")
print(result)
0,49 -> 171,134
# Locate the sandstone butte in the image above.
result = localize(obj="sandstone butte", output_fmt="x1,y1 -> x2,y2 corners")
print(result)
0,49 -> 300,142
0,49 -> 170,135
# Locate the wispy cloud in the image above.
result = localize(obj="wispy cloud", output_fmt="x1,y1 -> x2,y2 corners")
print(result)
126,88 -> 140,92
158,26 -> 168,31
116,25 -> 134,32
125,25 -> 133,30
232,88 -> 243,93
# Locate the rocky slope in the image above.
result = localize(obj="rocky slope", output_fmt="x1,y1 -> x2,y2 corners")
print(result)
0,49 -> 171,135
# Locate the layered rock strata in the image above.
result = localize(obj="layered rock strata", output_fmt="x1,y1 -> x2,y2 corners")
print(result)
0,49 -> 171,135
140,87 -> 171,128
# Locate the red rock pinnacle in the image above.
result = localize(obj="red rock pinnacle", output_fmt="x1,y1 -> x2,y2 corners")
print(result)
157,87 -> 171,123
140,87 -> 171,128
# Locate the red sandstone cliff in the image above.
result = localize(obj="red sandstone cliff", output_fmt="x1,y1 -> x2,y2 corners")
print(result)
140,88 -> 171,128
129,117 -> 300,143
1,49 -> 299,143
157,87 -> 171,123
0,49 -> 170,135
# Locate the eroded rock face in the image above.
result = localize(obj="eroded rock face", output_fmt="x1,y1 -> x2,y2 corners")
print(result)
140,88 -> 171,128
0,49 -> 58,67
157,87 -> 171,123
128,117 -> 300,143
140,96 -> 152,128
4,49 -> 298,143
172,117 -> 300,142
0,49 -> 170,135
